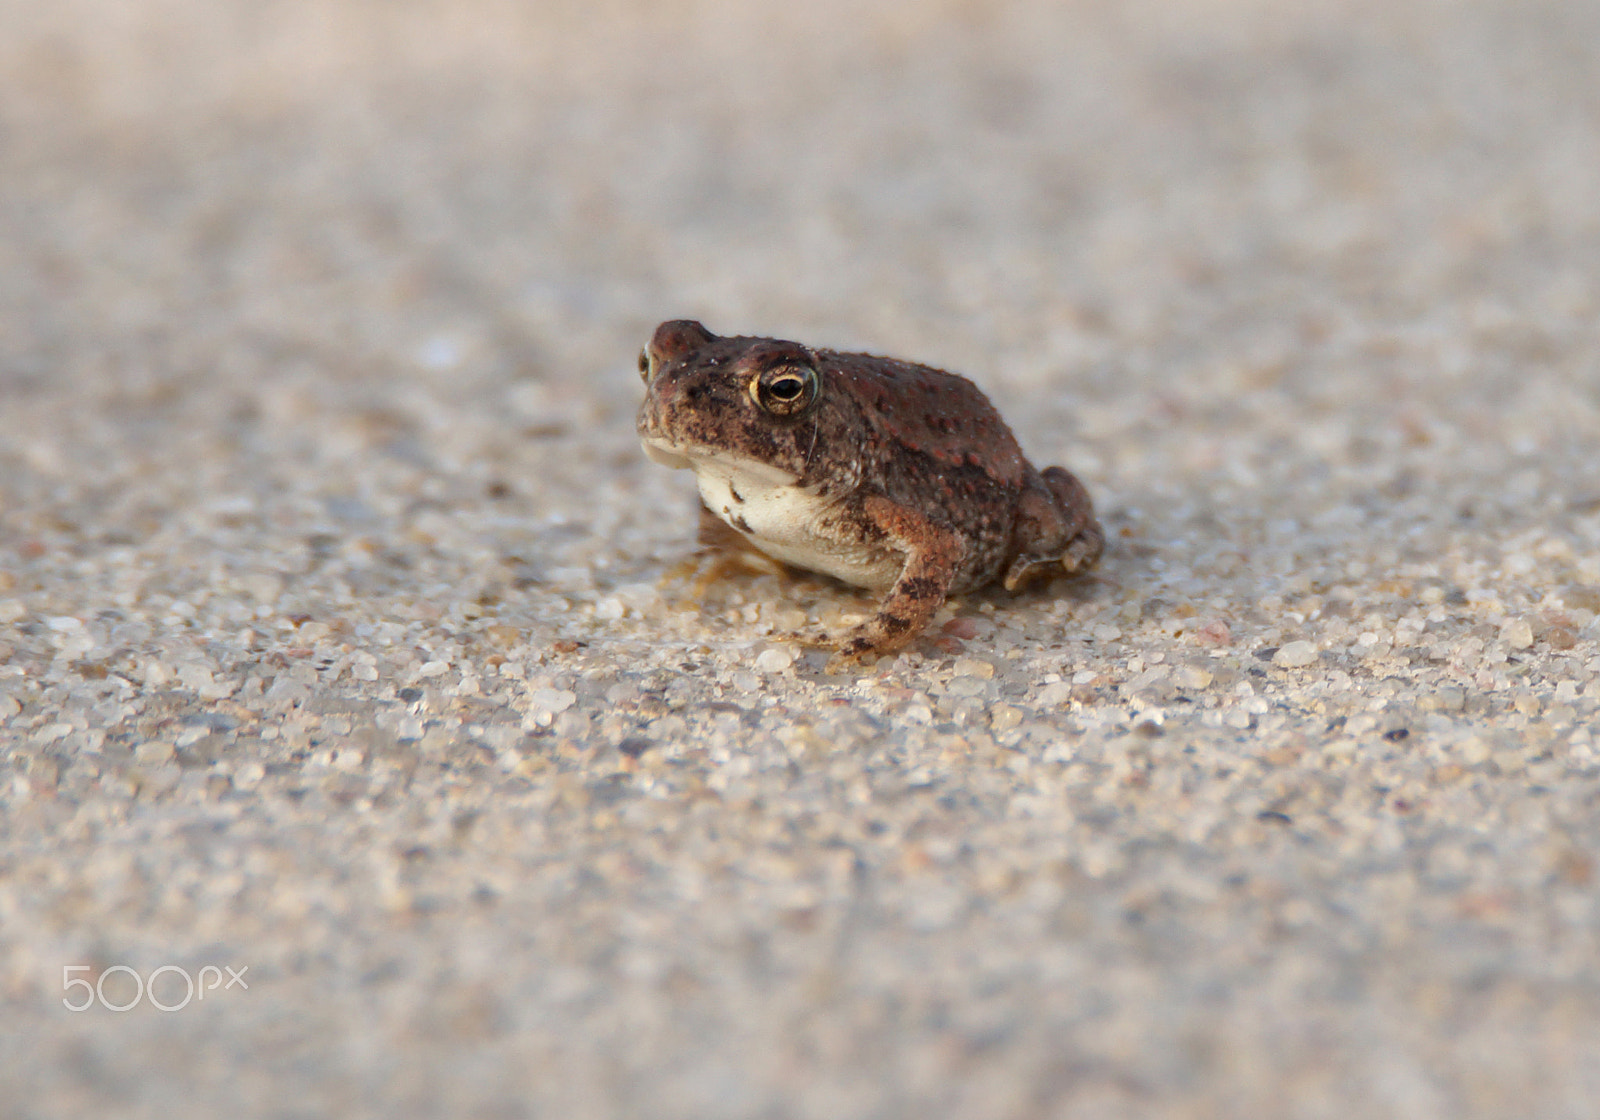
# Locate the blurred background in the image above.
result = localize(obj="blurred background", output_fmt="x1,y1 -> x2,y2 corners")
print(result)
5,0 -> 1598,538
6,0 -> 1599,484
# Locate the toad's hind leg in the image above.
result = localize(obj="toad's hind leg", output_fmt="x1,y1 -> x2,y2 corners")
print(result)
1043,466 -> 1104,574
828,496 -> 962,671
1002,466 -> 1104,591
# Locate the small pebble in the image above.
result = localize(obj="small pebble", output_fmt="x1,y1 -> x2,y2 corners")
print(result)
754,648 -> 794,673
945,676 -> 988,698
177,663 -> 215,690
485,625 -> 521,647
1273,641 -> 1319,669
989,705 -> 1023,732
942,618 -> 982,640
332,748 -> 365,772
1035,681 -> 1075,708
1503,619 -> 1535,650
1545,626 -> 1578,650
952,658 -> 995,679
135,741 -> 175,764
527,687 -> 576,716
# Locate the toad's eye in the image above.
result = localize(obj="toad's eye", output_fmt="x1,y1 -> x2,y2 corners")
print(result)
637,349 -> 651,382
751,363 -> 819,416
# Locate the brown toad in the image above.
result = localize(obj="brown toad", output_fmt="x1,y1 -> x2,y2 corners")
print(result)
637,320 -> 1102,667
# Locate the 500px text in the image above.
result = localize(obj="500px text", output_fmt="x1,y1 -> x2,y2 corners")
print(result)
63,964 -> 249,1012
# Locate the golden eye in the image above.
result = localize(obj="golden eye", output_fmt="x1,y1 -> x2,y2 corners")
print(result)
637,349 -> 651,382
752,363 -> 819,416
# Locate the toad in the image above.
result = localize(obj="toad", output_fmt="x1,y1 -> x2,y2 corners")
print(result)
637,320 -> 1102,668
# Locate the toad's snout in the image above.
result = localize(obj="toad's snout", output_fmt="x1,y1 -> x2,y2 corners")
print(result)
637,396 -> 686,468
637,378 -> 699,469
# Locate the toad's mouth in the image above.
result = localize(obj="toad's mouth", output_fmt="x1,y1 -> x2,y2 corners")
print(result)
640,436 -> 695,471
639,436 -> 799,486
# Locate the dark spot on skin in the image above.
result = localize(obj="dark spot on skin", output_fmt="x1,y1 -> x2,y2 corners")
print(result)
732,515 -> 753,533
880,615 -> 912,635
899,576 -> 941,600
728,482 -> 744,504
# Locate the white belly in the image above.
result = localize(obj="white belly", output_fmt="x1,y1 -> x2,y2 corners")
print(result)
674,448 -> 900,590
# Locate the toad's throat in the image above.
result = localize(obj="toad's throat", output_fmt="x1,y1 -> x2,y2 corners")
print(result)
640,435 -> 900,591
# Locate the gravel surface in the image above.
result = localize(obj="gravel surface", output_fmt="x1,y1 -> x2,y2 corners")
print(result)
3,2 -> 1599,1117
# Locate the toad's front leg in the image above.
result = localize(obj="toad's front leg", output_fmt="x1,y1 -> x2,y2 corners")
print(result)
827,495 -> 963,671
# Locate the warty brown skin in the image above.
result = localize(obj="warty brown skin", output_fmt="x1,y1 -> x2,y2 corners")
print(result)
637,320 -> 1103,666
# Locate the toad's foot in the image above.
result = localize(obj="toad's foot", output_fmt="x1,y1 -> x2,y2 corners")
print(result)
1058,521 -> 1104,575
659,504 -> 788,601
659,548 -> 785,603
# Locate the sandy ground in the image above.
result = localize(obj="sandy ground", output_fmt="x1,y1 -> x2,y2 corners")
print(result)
2,1 -> 1599,1117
